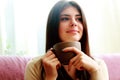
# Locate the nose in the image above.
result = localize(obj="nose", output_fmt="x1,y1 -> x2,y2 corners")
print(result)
70,18 -> 77,27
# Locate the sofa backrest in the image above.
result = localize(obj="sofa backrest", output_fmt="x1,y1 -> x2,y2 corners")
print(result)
94,53 -> 120,80
0,56 -> 31,80
0,54 -> 120,80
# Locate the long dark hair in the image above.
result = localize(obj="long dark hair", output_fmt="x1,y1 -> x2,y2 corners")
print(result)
46,0 -> 90,56
45,0 -> 91,80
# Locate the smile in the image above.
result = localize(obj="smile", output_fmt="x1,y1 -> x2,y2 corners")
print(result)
66,30 -> 79,33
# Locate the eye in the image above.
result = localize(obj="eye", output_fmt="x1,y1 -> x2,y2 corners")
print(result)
60,17 -> 69,21
77,18 -> 82,22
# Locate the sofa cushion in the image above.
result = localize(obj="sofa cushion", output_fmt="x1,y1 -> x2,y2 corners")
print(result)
0,56 -> 31,80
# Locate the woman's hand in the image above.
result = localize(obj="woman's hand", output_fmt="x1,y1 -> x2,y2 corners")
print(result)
63,47 -> 100,74
41,49 -> 61,80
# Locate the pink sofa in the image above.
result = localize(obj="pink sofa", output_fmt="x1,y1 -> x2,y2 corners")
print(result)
0,56 -> 31,80
94,53 -> 120,80
0,54 -> 120,80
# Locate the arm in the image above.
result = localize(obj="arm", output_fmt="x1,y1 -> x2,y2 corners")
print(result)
90,59 -> 109,80
24,50 -> 61,80
41,50 -> 61,80
24,56 -> 44,80
63,47 -> 109,80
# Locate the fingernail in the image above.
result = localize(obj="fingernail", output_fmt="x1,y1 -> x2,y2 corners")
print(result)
50,48 -> 53,50
62,48 -> 66,52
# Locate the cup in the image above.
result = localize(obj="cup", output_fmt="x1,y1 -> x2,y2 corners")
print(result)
53,41 -> 81,65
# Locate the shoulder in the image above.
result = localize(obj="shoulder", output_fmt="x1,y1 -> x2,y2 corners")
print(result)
94,58 -> 106,65
94,57 -> 109,77
24,55 -> 45,80
26,55 -> 44,69
90,58 -> 109,80
93,58 -> 108,69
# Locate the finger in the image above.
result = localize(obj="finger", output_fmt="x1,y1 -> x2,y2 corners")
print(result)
70,53 -> 81,64
42,52 -> 56,63
73,58 -> 80,66
75,61 -> 83,70
68,61 -> 72,71
62,47 -> 82,55
46,53 -> 56,61
68,54 -> 80,71
56,61 -> 61,69
45,50 -> 54,57
50,57 -> 59,62
50,58 -> 61,69
47,48 -> 53,52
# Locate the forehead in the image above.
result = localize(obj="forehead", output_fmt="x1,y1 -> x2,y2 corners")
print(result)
60,6 -> 80,15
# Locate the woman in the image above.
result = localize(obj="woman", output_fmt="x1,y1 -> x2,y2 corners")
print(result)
25,0 -> 109,80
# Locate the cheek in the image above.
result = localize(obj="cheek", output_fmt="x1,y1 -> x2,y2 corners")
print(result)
59,26 -> 65,39
59,26 -> 63,33
79,24 -> 83,34
59,23 -> 68,41
78,24 -> 84,39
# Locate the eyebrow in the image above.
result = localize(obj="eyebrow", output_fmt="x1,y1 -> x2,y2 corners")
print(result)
60,14 -> 81,17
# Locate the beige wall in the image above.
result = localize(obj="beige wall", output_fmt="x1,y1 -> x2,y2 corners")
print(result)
80,0 -> 120,54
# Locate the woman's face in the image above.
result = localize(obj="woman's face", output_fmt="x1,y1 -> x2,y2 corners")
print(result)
59,6 -> 83,42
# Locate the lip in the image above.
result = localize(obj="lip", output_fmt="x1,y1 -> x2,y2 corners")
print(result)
66,30 -> 79,33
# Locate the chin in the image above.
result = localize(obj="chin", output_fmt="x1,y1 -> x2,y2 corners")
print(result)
64,39 -> 80,42
61,36 -> 81,42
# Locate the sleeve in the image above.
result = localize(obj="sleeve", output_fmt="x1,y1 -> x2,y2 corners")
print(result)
24,56 -> 45,80
90,59 -> 109,80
